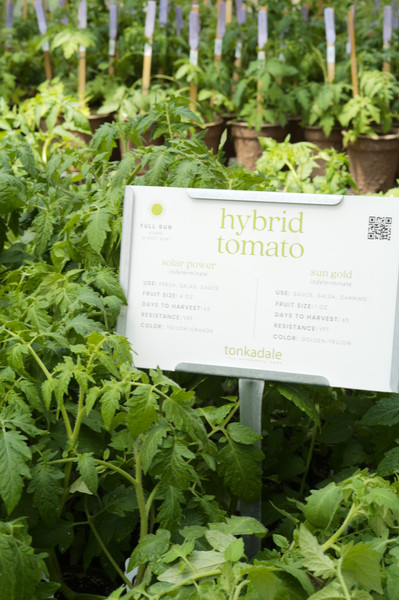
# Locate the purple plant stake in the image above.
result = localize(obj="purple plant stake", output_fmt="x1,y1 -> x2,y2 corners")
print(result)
78,0 -> 87,29
383,5 -> 393,46
393,2 -> 399,31
58,0 -> 69,25
6,1 -> 14,29
189,8 -> 199,65
217,1 -> 225,38
301,6 -> 309,21
109,1 -> 118,57
159,0 -> 167,27
175,5 -> 183,36
257,7 -> 267,60
145,0 -> 156,39
236,0 -> 245,25
35,0 -> 47,36
109,2 -> 118,40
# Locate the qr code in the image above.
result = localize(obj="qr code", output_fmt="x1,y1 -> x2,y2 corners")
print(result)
368,216 -> 392,240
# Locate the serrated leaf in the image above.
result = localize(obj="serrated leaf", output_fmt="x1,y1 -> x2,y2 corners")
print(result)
224,538 -> 244,562
158,550 -> 225,584
141,422 -> 170,473
0,428 -> 31,513
100,382 -> 122,430
151,439 -> 196,488
303,482 -> 343,529
209,516 -> 267,538
377,447 -> 399,477
127,384 -> 159,437
86,207 -> 111,253
247,566 -> 280,600
227,422 -> 262,445
28,463 -> 64,524
32,211 -> 54,255
205,530 -> 236,552
298,525 -> 335,579
361,397 -> 399,427
77,453 -> 98,495
157,486 -> 184,532
163,388 -> 207,446
277,384 -> 320,424
218,439 -> 264,503
128,529 -> 170,570
363,487 -> 399,513
341,542 -> 382,593
67,315 -> 102,337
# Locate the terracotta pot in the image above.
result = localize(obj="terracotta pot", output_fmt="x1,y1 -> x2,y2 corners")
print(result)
303,125 -> 344,177
288,116 -> 304,143
345,131 -> 399,194
230,121 -> 290,171
196,117 -> 225,154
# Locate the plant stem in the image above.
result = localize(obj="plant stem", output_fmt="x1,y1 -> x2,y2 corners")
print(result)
85,498 -> 133,589
299,421 -> 318,497
337,560 -> 351,600
94,459 -> 137,487
322,502 -> 361,552
134,443 -> 149,586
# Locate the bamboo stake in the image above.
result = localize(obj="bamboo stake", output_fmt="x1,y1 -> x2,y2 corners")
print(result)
23,0 -> 28,19
347,6 -> 358,97
225,0 -> 232,24
142,0 -> 156,97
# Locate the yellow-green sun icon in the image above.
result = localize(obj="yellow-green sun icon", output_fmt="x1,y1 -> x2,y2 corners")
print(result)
151,203 -> 163,217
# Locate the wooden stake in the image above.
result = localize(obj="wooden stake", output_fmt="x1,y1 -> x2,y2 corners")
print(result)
44,49 -> 52,79
78,49 -> 86,102
225,0 -> 232,24
23,0 -> 28,19
327,44 -> 335,82
347,6 -> 358,97
142,51 -> 152,97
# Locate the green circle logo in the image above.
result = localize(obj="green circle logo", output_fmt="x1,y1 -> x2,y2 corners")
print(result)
151,203 -> 163,216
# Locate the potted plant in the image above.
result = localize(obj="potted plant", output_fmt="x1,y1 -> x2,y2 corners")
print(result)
339,69 -> 399,193
230,56 -> 298,170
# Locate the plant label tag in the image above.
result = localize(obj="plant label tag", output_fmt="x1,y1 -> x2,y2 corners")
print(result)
190,49 -> 198,65
327,44 -> 335,64
235,40 -> 242,59
257,50 -> 266,62
145,0 -> 156,38
236,0 -> 246,25
6,1 -> 14,29
34,0 -> 47,35
258,8 -> 267,49
109,2 -> 117,40
78,0 -> 87,29
119,187 -> 399,393
42,40 -> 50,51
214,38 -> 223,57
144,42 -> 152,57
79,44 -> 86,53
109,38 -> 116,56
